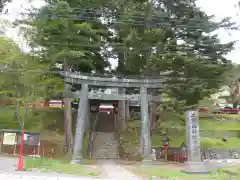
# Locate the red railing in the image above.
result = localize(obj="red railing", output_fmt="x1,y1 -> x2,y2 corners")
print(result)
0,100 -> 64,108
199,108 -> 240,113
220,108 -> 240,112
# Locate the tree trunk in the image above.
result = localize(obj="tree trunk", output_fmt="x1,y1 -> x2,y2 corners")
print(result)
150,102 -> 157,130
63,96 -> 73,155
63,63 -> 73,156
125,100 -> 130,120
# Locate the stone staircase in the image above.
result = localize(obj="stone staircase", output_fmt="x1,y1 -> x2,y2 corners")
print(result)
91,132 -> 119,159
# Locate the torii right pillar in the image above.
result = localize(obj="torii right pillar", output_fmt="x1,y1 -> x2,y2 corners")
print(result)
140,85 -> 152,161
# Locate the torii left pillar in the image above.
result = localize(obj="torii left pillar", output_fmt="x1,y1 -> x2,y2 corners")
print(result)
71,83 -> 89,164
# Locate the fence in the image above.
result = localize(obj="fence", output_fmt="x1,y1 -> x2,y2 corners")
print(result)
153,147 -> 240,163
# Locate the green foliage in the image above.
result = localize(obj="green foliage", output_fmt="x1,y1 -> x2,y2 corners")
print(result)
122,117 -> 240,155
14,0 -> 236,107
1,0 -> 238,143
0,37 -> 44,98
222,64 -> 240,84
0,107 -> 76,133
19,0 -> 112,99
111,0 -> 235,107
128,117 -> 240,131
122,129 -> 240,153
0,36 -> 46,127
0,106 -> 40,130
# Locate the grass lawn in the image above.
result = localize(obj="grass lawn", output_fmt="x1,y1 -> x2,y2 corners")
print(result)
122,132 -> 240,154
24,157 -> 101,177
153,135 -> 240,149
123,117 -> 240,153
160,118 -> 240,131
127,164 -> 240,179
128,117 -> 240,131
199,119 -> 240,130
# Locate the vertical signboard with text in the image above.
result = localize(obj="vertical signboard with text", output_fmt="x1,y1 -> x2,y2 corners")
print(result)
186,110 -> 201,162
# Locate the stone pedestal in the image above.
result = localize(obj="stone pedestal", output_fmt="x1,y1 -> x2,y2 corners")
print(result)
142,158 -> 153,164
71,159 -> 81,164
182,162 -> 208,174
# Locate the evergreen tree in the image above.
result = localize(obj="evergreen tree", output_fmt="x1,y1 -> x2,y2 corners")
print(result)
21,0 -> 111,154
107,0 -> 235,130
110,0 -> 235,106
19,0 -> 237,155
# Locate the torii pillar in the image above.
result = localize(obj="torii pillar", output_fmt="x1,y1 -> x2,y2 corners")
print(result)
140,85 -> 151,160
71,83 -> 89,163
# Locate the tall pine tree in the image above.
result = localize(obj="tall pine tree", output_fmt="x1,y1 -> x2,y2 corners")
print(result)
21,0 -> 111,154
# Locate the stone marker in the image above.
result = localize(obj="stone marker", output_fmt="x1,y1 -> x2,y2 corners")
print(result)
182,110 -> 208,173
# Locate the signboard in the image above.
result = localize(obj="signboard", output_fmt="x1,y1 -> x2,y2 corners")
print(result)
17,133 -> 40,146
24,134 -> 28,140
186,110 -> 201,162
25,134 -> 40,146
3,133 -> 16,145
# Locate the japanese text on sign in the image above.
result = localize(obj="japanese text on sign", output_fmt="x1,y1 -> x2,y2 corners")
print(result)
190,112 -> 198,137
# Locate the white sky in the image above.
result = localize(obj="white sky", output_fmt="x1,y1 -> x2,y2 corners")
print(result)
1,0 -> 240,64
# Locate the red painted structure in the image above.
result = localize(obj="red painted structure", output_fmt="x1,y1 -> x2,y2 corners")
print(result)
98,104 -> 115,114
199,107 -> 240,114
17,129 -> 24,170
0,99 -> 64,108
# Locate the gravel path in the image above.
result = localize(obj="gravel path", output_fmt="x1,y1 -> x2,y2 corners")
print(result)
99,160 -> 141,180
203,159 -> 240,171
2,156 -> 238,180
0,157 -> 141,179
0,156 -> 17,172
0,172 -> 106,180
0,156 -> 104,179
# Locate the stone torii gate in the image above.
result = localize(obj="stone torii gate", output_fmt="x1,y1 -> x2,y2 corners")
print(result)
60,71 -> 163,163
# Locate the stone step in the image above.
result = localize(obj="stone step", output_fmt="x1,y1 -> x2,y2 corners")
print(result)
92,151 -> 118,155
93,148 -> 118,153
93,142 -> 117,146
92,149 -> 119,157
92,155 -> 118,158
92,153 -> 118,158
94,132 -> 115,135
93,139 -> 117,143
93,144 -> 118,148
94,139 -> 116,143
91,132 -> 119,159
94,135 -> 116,140
93,142 -> 119,146
91,156 -> 118,159
92,148 -> 118,153
94,131 -> 116,135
